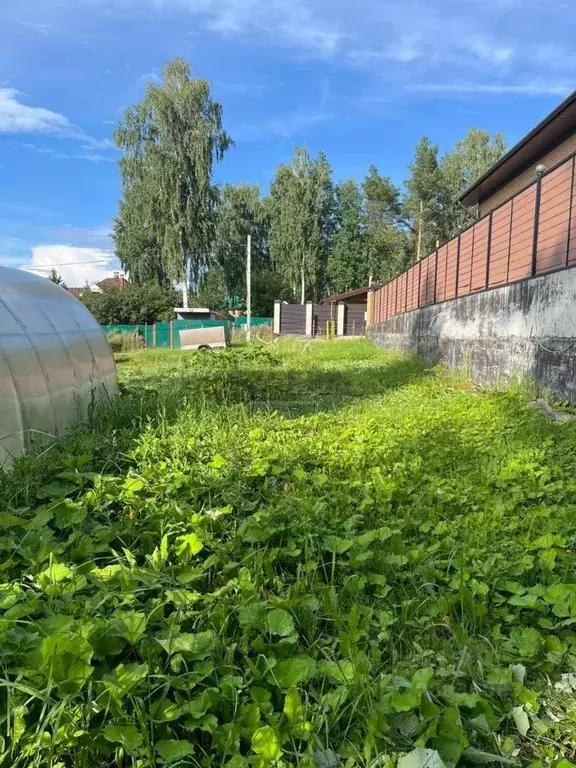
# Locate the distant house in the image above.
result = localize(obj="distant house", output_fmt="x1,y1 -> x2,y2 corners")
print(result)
95,272 -> 129,292
320,284 -> 382,305
68,272 -> 128,298
174,307 -> 225,321
460,89 -> 576,216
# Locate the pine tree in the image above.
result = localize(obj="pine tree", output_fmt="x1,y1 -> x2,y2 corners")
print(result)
327,180 -> 366,294
404,137 -> 442,260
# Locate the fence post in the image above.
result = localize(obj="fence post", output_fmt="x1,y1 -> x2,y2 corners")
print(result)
366,289 -> 375,327
418,258 -> 422,307
567,157 -> 576,266
454,235 -> 461,298
169,320 -> 174,349
506,200 -> 514,283
433,249 -> 439,303
531,175 -> 543,276
305,301 -> 313,337
273,300 -> 281,334
336,302 -> 346,336
485,211 -> 494,288
152,323 -> 157,348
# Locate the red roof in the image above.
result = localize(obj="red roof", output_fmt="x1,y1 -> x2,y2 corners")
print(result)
321,284 -> 382,305
67,287 -> 85,297
98,275 -> 128,290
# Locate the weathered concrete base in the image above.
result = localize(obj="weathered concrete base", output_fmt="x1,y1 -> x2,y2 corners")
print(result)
368,268 -> 576,401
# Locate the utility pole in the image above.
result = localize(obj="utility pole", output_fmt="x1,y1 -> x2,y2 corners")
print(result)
246,234 -> 252,342
182,258 -> 191,308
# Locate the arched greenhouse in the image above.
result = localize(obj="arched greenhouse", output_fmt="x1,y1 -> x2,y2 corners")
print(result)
0,267 -> 118,468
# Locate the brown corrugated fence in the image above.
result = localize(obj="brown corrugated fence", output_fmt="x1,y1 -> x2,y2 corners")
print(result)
373,154 -> 576,324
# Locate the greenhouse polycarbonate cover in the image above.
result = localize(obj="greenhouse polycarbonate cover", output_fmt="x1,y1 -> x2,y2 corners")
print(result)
0,267 -> 118,468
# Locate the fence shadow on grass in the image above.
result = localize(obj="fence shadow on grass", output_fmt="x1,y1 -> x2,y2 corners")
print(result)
118,353 -> 435,420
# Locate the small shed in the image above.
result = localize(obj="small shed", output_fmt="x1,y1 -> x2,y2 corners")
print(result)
0,267 -> 118,468
174,307 -> 224,321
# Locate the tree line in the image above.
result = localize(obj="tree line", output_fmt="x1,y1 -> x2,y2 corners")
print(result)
110,57 -> 507,315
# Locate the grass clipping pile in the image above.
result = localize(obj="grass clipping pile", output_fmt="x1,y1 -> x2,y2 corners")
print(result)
1,340 -> 576,767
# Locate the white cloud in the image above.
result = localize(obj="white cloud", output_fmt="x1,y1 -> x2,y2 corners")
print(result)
42,225 -> 113,250
412,80 -> 572,97
0,87 -> 70,133
22,143 -> 114,162
0,87 -> 115,157
22,245 -> 120,286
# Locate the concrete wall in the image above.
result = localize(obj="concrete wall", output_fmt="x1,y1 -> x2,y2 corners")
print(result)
368,267 -> 576,401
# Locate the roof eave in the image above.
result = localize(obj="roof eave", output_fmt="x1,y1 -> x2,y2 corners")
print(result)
459,89 -> 576,208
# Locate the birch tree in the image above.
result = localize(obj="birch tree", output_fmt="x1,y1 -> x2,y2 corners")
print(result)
114,58 -> 232,301
268,147 -> 334,303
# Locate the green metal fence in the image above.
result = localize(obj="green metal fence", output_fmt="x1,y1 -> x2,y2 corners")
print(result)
102,317 -> 272,349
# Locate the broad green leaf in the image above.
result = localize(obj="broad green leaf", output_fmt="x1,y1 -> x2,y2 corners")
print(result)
104,663 -> 149,699
251,726 -> 282,762
112,611 -> 147,645
462,747 -> 520,765
267,608 -> 295,637
123,476 -> 144,494
0,511 -> 26,529
175,532 -> 204,560
284,686 -> 304,725
271,655 -> 317,688
318,659 -> 355,683
398,749 -> 447,768
313,749 -> 342,768
104,724 -> 143,755
36,562 -> 72,587
412,667 -> 434,692
323,536 -> 353,554
390,687 -> 422,712
434,707 -> 468,767
156,630 -> 215,658
156,739 -> 194,763
512,705 -> 530,736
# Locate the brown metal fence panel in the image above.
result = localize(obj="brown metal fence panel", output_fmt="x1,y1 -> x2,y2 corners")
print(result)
445,239 -> 459,300
508,184 -> 536,282
426,251 -> 437,304
536,158 -> 573,274
435,244 -> 448,301
470,217 -> 490,292
407,264 -> 417,310
399,272 -> 407,314
568,159 -> 576,266
312,305 -> 333,337
488,200 -> 512,287
457,229 -> 473,297
280,304 -> 306,334
373,154 -> 576,327
345,304 -> 366,335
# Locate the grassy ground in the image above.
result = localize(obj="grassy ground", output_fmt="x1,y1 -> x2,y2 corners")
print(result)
1,340 -> 576,767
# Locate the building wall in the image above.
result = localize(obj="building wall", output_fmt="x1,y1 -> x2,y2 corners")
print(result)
368,268 -> 576,401
479,132 -> 576,216
373,154 -> 576,329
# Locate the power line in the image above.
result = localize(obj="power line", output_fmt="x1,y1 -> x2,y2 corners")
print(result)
19,259 -> 119,269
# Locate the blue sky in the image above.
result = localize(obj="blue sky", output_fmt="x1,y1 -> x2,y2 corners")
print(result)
0,0 -> 574,286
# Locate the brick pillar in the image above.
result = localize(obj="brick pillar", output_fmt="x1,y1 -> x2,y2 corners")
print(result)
273,300 -> 281,335
366,289 -> 375,327
336,303 -> 346,336
305,301 -> 313,336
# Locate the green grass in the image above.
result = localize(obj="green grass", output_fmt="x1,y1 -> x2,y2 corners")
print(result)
1,339 -> 576,767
